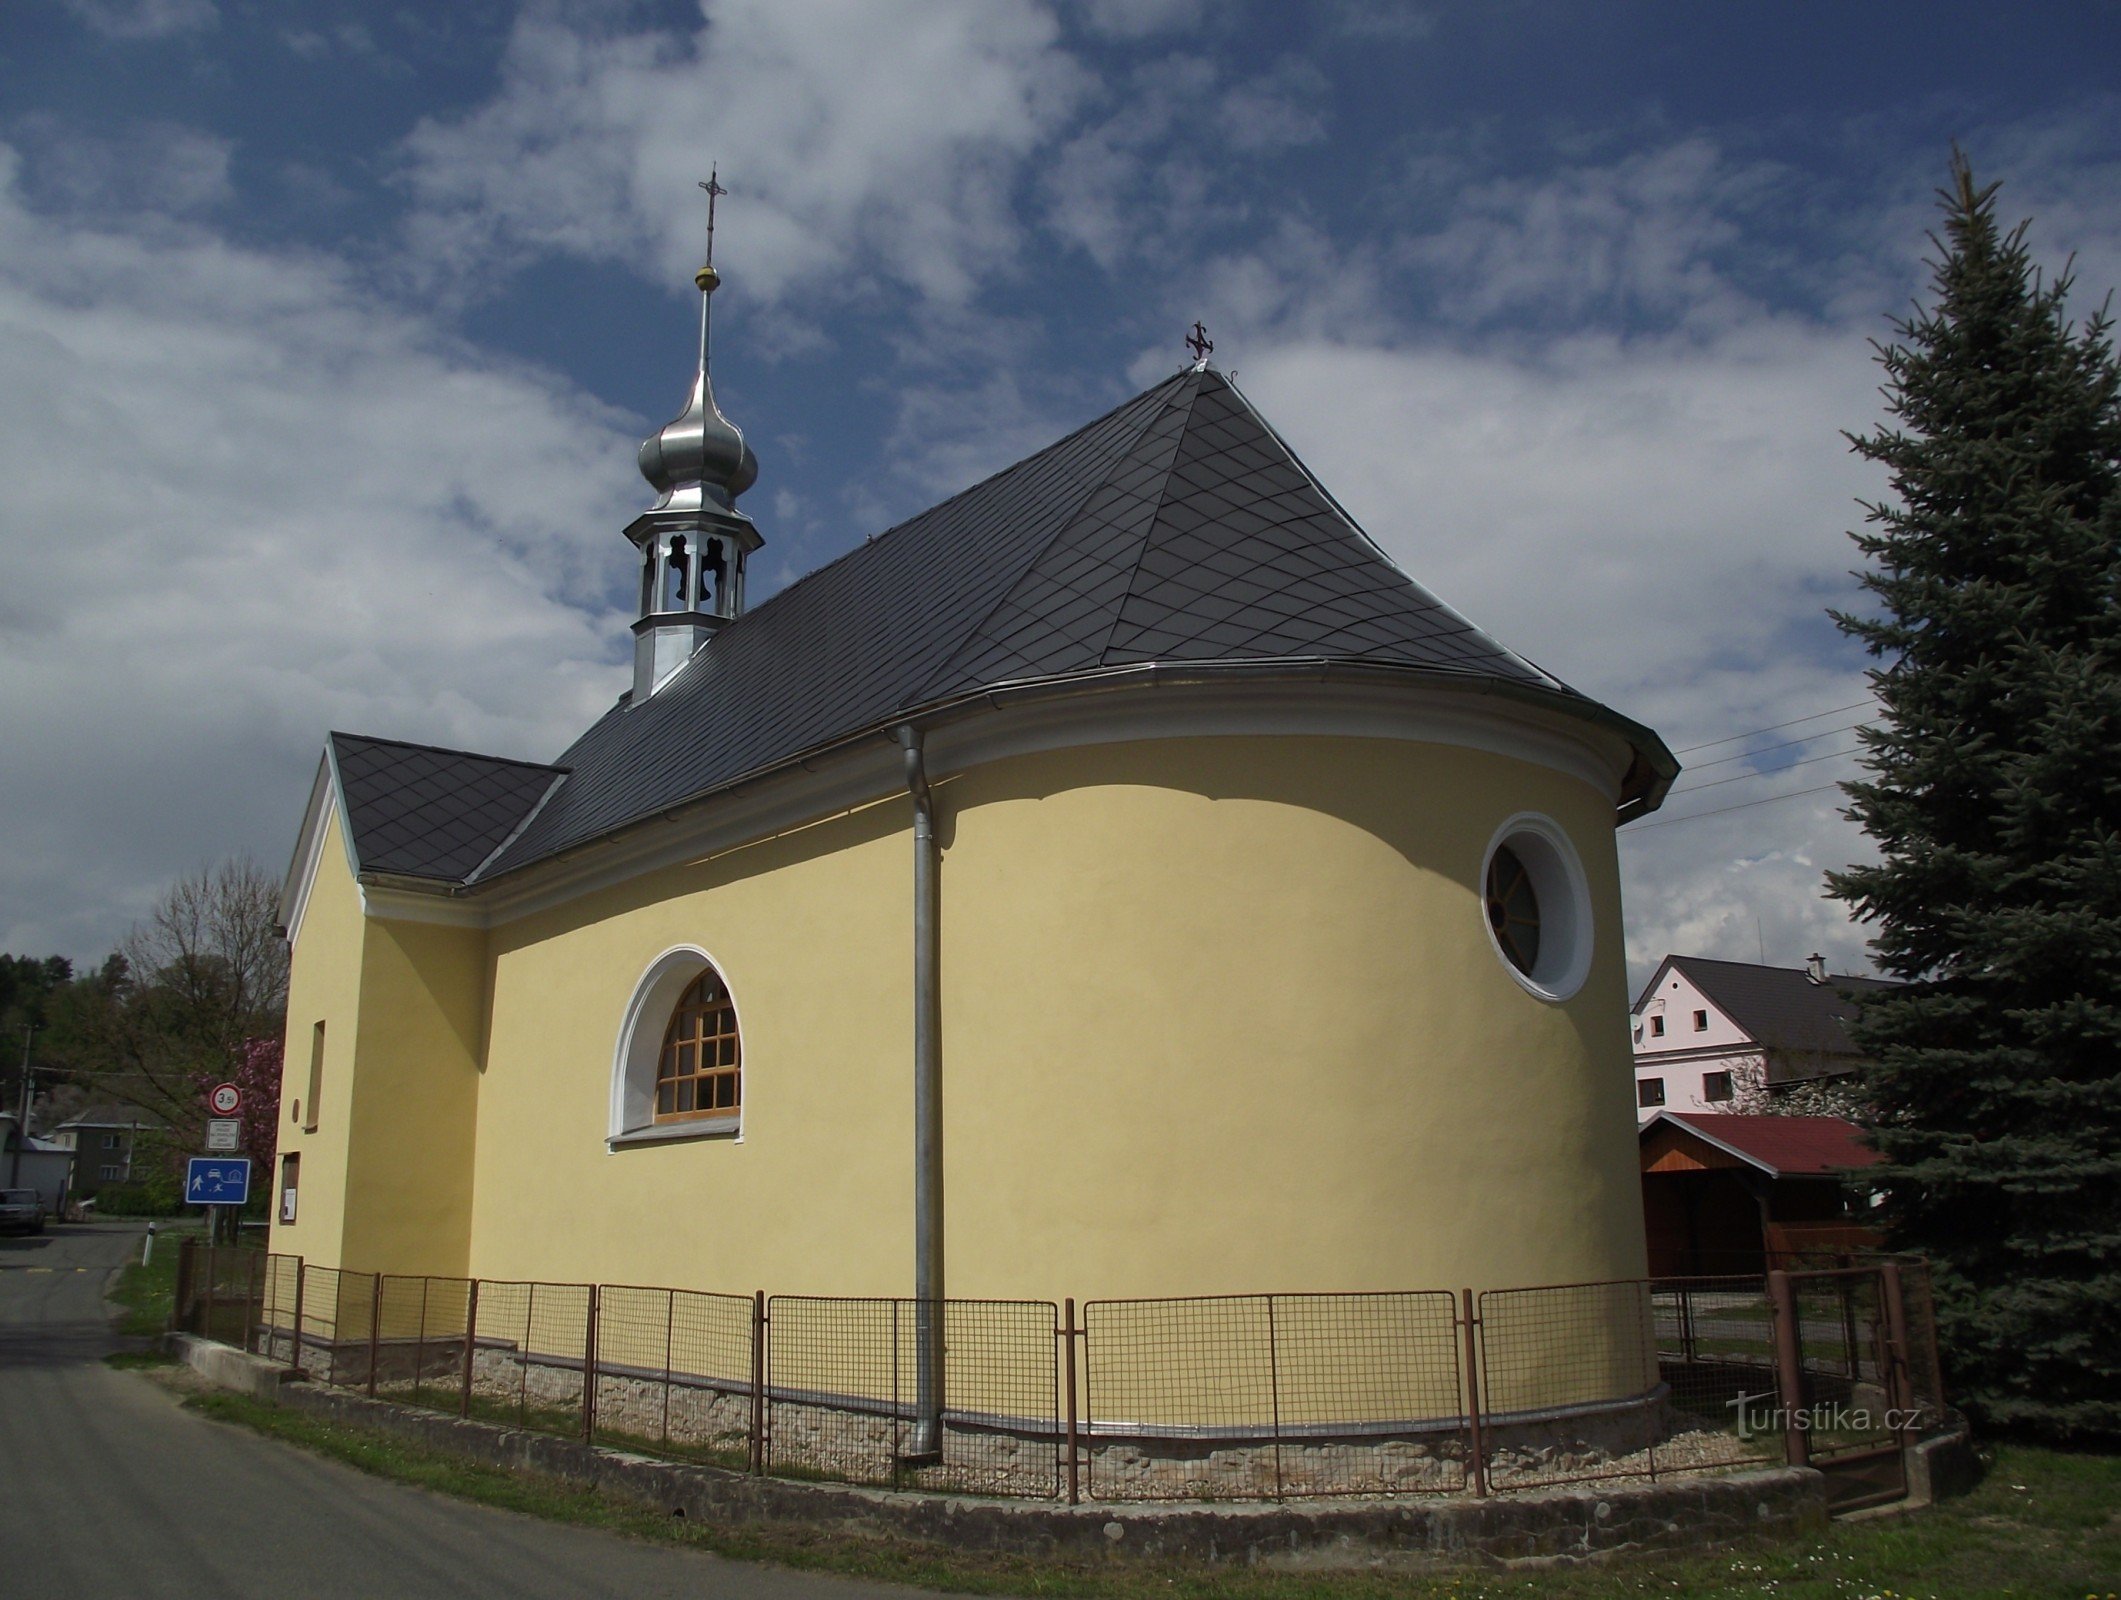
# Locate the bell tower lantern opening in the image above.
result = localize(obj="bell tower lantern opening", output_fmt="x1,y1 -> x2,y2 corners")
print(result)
626,168 -> 762,705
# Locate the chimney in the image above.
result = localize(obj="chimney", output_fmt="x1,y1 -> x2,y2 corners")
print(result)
1805,952 -> 1827,985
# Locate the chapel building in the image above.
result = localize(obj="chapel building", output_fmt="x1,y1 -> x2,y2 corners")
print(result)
270,244 -> 1677,1312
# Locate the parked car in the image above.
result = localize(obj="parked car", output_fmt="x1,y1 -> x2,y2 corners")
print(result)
0,1189 -> 44,1235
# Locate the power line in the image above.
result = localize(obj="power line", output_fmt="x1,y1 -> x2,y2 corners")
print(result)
1664,744 -> 1863,799
1621,781 -> 1848,834
1681,720 -> 1873,773
1671,698 -> 1876,756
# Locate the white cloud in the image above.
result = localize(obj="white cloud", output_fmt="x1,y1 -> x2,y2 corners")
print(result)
400,0 -> 1085,316
1399,139 -> 1778,332
59,0 -> 215,39
0,145 -> 642,961
13,120 -> 234,217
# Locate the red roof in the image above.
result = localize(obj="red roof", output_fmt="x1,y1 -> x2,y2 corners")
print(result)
1650,1113 -> 1882,1176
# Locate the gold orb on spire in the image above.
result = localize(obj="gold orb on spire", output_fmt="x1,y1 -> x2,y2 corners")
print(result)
695,262 -> 721,294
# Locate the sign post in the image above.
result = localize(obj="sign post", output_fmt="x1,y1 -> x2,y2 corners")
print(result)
200,1083 -> 246,1242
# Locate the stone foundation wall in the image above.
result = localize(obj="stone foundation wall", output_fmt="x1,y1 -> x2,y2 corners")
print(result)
250,1329 -> 1780,1504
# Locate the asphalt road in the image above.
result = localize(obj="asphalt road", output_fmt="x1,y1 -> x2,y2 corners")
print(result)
0,1222 -> 932,1600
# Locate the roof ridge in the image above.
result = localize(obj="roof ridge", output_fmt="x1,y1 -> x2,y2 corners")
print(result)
896,370 -> 1202,709
657,368 -> 1201,673
1214,372 -> 1568,695
1081,373 -> 1210,670
332,730 -> 565,775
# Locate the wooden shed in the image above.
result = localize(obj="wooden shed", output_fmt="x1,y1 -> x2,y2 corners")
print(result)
1640,1112 -> 1882,1277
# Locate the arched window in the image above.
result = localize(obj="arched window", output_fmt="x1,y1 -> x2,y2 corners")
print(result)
610,947 -> 744,1146
655,968 -> 741,1122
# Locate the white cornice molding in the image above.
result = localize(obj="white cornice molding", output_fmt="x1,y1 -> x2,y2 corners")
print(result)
282,751 -> 361,950
355,674 -> 1637,933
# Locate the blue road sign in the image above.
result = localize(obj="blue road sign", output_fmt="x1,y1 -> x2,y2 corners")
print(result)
186,1157 -> 251,1206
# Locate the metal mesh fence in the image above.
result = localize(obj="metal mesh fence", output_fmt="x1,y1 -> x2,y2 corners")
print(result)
1786,1269 -> 1898,1462
469,1279 -> 594,1433
167,1253 -> 1947,1506
177,1243 -> 287,1351
1475,1281 -> 1659,1490
1082,1293 -> 1467,1500
370,1276 -> 475,1414
1892,1258 -> 1948,1427
1651,1276 -> 1786,1476
591,1285 -> 756,1467
766,1297 -> 1059,1496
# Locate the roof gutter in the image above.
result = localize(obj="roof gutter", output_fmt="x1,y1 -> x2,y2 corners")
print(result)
391,657 -> 1677,904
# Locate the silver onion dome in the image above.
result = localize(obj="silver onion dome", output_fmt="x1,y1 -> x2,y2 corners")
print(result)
637,262 -> 757,511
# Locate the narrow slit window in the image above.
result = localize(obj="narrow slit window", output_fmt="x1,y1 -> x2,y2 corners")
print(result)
304,1020 -> 324,1133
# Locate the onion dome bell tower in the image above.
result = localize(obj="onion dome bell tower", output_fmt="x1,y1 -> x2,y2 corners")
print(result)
627,171 -> 762,705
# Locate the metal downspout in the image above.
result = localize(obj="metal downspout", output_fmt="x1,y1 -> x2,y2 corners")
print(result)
897,725 -> 945,1460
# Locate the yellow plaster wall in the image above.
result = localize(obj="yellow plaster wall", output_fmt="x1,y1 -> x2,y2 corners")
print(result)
461,732 -> 1645,1322
267,809 -> 365,1267
469,800 -> 915,1294
937,736 -> 1647,1304
339,916 -> 487,1276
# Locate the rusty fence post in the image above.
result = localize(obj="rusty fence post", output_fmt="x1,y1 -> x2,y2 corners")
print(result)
1767,1269 -> 1810,1470
1265,1294 -> 1284,1500
245,1250 -> 262,1353
1878,1261 -> 1914,1436
1062,1297 -> 1080,1506
173,1238 -> 195,1334
749,1291 -> 767,1475
583,1284 -> 600,1442
1459,1288 -> 1488,1497
660,1290 -> 676,1453
367,1275 -> 383,1399
203,1241 -> 218,1341
288,1258 -> 306,1375
460,1278 -> 479,1417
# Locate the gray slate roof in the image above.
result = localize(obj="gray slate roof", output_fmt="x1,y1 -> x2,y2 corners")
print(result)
1652,955 -> 1899,1061
328,366 -> 1663,887
331,734 -> 563,882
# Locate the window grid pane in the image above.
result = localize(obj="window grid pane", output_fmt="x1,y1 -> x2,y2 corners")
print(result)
654,970 -> 742,1124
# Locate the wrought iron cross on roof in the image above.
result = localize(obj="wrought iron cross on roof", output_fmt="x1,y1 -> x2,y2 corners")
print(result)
1186,321 -> 1213,368
698,168 -> 728,267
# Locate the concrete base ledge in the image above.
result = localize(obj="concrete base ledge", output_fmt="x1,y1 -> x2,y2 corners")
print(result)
167,1333 -> 310,1403
165,1336 -> 1829,1571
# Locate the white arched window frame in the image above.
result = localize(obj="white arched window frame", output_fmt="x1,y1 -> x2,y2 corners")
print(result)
1479,812 -> 1595,1003
608,944 -> 745,1148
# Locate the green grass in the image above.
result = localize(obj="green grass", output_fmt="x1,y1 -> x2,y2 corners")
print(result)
107,1225 -> 205,1338
104,1348 -> 178,1370
168,1386 -> 2121,1599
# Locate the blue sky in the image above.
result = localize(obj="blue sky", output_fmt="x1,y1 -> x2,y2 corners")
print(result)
4,0 -> 2119,985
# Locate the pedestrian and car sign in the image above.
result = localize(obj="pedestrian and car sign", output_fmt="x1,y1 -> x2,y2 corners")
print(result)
186,1157 -> 250,1206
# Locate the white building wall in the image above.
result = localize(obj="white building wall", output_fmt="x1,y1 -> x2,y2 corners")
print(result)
1631,967 -> 1763,1121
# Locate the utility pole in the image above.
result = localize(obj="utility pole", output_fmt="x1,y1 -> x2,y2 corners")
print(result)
8,1025 -> 31,1188
14,1024 -> 30,1120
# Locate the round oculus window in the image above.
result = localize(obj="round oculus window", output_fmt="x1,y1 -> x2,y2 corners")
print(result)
1485,844 -> 1541,977
1480,814 -> 1593,1001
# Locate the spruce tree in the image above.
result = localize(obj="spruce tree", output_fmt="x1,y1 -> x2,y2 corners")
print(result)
1827,154 -> 2121,1439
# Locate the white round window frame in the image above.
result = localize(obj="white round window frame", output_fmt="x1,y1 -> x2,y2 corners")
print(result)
609,944 -> 744,1146
1480,812 -> 1593,1003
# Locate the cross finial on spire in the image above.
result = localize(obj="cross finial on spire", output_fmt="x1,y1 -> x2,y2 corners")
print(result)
698,167 -> 728,268
1186,320 -> 1214,369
